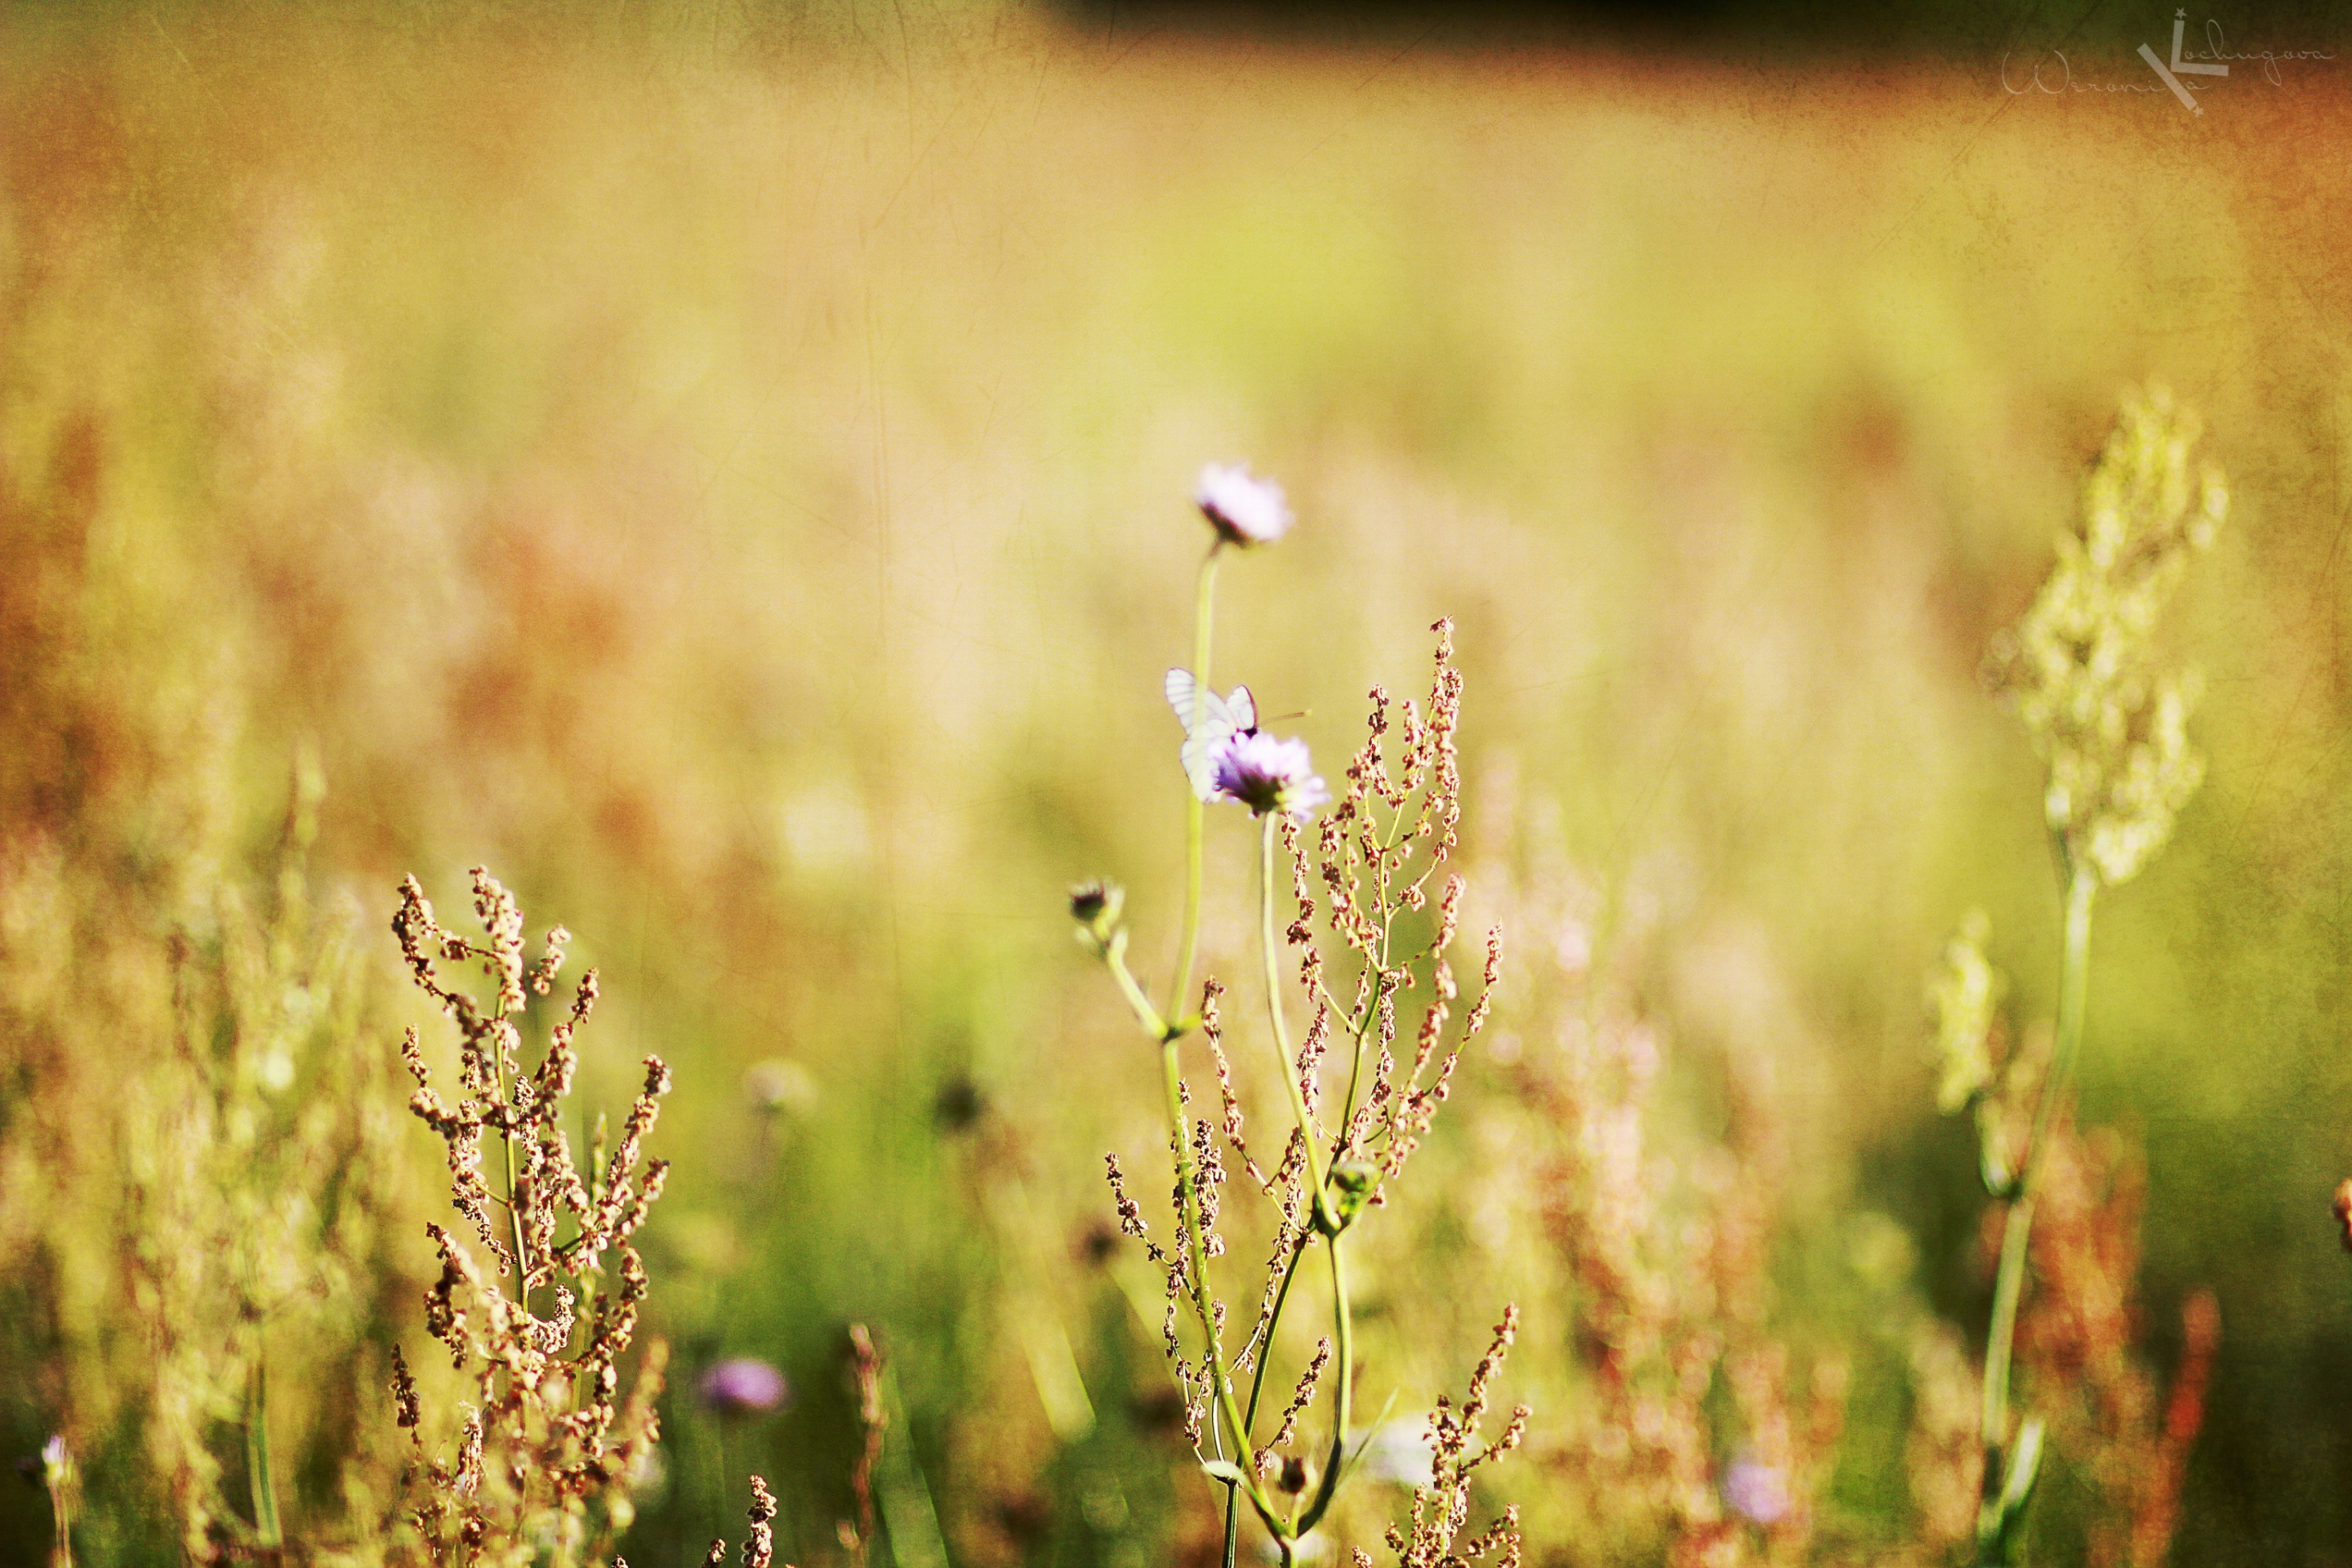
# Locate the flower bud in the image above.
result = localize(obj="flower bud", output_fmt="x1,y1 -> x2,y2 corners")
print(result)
1068,880 -> 1125,957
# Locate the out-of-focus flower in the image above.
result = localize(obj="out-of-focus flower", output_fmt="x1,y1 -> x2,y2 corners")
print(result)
934,1075 -> 987,1131
745,1058 -> 817,1116
1209,731 -> 1329,820
1352,1421 -> 1437,1489
698,1358 -> 791,1417
1196,463 -> 1292,547
1722,1455 -> 1790,1526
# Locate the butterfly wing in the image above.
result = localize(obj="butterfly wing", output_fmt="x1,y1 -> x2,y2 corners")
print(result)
1226,684 -> 1256,735
1165,668 -> 1202,727
1167,668 -> 1238,802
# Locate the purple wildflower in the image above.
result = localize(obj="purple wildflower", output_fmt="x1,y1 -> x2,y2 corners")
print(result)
1721,1456 -> 1789,1526
698,1358 -> 791,1417
1196,463 -> 1292,547
1209,731 -> 1330,820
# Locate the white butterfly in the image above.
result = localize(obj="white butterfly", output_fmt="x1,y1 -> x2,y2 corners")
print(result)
1165,668 -> 1257,803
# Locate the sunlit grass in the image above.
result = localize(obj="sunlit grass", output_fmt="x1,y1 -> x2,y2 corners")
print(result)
2,4 -> 2350,1562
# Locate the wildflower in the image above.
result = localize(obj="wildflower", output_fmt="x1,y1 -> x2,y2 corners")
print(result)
2333,1178 -> 2352,1253
1722,1455 -> 1791,1526
698,1358 -> 791,1417
1196,463 -> 1293,547
1210,731 -> 1330,820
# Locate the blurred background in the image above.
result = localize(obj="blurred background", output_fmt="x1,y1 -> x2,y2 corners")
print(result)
2,2 -> 2350,1563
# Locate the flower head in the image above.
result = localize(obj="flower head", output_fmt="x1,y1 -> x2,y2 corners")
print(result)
1209,730 -> 1329,820
1196,463 -> 1292,547
1068,879 -> 1122,932
698,1358 -> 791,1417
1722,1456 -> 1790,1526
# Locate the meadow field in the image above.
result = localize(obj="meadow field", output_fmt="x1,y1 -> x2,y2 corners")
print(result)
4,4 -> 2352,1564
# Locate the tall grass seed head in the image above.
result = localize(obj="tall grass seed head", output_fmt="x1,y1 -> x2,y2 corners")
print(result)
1196,462 -> 1292,547
1931,909 -> 1999,1114
1992,385 -> 2225,886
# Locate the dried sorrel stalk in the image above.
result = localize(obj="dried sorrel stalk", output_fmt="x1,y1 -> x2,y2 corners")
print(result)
388,866 -> 670,1566
1383,1307 -> 1530,1568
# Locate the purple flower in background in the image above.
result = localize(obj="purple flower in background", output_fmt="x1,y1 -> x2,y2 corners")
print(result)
1721,1456 -> 1789,1526
699,1357 -> 790,1418
1210,731 -> 1330,821
1196,463 -> 1292,547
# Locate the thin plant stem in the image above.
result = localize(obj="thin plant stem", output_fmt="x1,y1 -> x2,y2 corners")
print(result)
1291,1234 -> 1352,1537
247,1348 -> 283,1549
47,1473 -> 72,1568
1227,1234 -> 1314,1568
1976,864 -> 2097,1562
1259,814 -> 1332,1218
1254,810 -> 1352,1545
491,1003 -> 531,1295
1159,1036 -> 1281,1530
1104,946 -> 1169,1040
1331,798 -> 1419,1152
1166,544 -> 1224,1034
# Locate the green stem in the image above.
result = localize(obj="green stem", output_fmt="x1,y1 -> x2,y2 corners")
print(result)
1292,1234 -> 1353,1538
1104,942 -> 1169,1040
247,1348 -> 282,1550
1260,815 -> 1333,1220
1160,1037 -> 1280,1530
1166,545 -> 1224,1032
1332,798 -> 1417,1155
49,1477 -> 71,1568
492,1017 -> 531,1294
1256,811 -> 1354,1548
1226,1235 -> 1312,1568
1976,865 -> 2096,1563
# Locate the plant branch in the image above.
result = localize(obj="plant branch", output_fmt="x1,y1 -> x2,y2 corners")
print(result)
1976,863 -> 2097,1563
1166,543 -> 1224,1032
